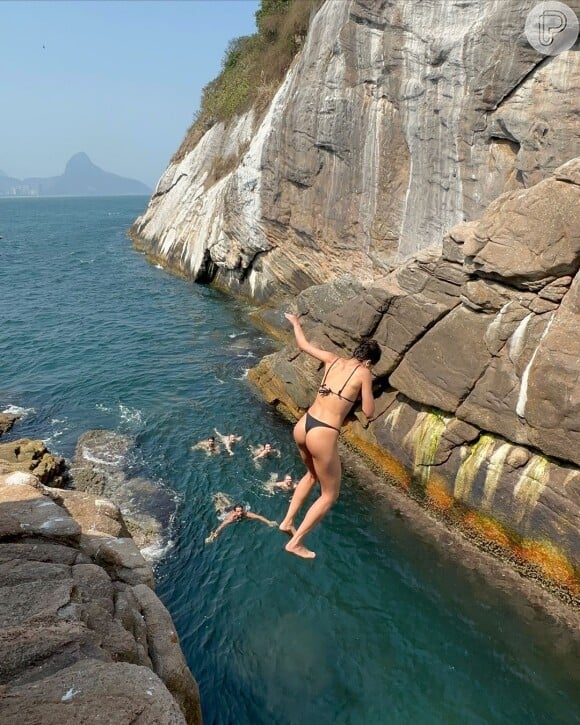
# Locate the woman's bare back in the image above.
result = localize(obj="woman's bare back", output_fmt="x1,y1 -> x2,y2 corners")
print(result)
308,357 -> 366,428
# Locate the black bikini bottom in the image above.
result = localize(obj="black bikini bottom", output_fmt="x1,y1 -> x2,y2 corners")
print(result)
305,411 -> 340,435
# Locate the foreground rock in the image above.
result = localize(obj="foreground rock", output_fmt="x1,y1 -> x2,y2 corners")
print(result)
249,160 -> 580,594
0,413 -> 18,437
0,438 -> 67,487
0,471 -> 201,724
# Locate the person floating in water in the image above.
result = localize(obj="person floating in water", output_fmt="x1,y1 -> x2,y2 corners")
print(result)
251,442 -> 280,461
264,473 -> 296,493
192,435 -> 219,455
280,313 -> 381,559
205,501 -> 277,543
214,428 -> 243,456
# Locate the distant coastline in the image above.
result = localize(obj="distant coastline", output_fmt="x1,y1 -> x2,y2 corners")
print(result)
0,152 -> 151,197
0,193 -> 150,199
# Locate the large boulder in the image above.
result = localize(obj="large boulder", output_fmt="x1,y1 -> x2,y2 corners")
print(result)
0,439 -> 67,486
0,413 -> 18,438
0,660 -> 188,725
462,159 -> 580,288
0,472 -> 201,724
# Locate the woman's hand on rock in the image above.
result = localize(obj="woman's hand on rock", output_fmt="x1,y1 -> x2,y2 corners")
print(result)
284,313 -> 299,326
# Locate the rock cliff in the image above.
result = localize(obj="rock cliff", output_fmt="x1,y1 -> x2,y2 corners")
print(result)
129,0 -> 580,592
249,158 -> 580,593
131,0 -> 580,302
0,438 -> 201,724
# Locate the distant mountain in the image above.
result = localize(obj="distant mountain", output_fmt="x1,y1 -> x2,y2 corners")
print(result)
0,154 -> 150,197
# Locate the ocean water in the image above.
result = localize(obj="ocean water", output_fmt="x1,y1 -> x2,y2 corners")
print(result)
0,196 -> 578,725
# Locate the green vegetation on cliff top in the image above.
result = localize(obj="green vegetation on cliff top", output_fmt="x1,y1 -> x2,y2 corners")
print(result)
173,0 -> 319,163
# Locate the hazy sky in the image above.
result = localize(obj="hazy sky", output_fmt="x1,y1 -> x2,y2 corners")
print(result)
1,0 -> 259,188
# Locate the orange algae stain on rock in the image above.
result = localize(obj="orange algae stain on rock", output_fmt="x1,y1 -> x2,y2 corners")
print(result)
342,425 -> 411,490
249,360 -> 580,593
425,475 -> 454,511
516,540 -> 577,588
463,512 -> 512,549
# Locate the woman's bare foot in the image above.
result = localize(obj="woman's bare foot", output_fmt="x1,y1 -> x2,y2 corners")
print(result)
279,520 -> 296,537
285,540 -> 316,559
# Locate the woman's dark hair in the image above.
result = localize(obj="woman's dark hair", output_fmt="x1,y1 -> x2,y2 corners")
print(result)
353,338 -> 381,364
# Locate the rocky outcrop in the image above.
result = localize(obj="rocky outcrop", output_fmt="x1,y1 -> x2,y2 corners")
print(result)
131,0 -> 580,301
0,425 -> 200,721
0,438 -> 67,487
0,425 -> 175,560
249,159 -> 580,591
0,414 -> 18,437
68,430 -> 172,553
0,471 -> 201,724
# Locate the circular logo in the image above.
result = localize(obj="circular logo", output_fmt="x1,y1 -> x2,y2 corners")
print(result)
525,1 -> 579,55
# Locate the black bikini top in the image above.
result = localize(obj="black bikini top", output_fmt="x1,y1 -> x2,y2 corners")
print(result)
318,359 -> 361,404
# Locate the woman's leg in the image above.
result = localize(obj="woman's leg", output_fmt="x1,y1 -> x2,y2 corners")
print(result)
280,414 -> 318,534
285,428 -> 341,559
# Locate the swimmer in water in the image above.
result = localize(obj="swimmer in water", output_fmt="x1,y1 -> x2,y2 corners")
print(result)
214,428 -> 243,456
192,435 -> 219,455
264,474 -> 296,493
252,442 -> 280,461
205,503 -> 277,543
280,313 -> 381,559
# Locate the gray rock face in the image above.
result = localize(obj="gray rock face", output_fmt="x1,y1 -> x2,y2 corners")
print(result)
462,172 -> 580,287
131,0 -> 580,301
249,160 -> 580,585
0,472 -> 201,725
369,396 -> 580,577
1,660 -> 187,724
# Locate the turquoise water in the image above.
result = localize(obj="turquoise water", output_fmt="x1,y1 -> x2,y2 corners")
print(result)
0,196 -> 578,725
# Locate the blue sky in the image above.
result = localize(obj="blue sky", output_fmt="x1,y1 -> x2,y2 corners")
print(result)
1,0 -> 260,187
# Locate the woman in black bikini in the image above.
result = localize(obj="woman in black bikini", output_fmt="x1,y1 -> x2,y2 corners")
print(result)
280,313 -> 381,559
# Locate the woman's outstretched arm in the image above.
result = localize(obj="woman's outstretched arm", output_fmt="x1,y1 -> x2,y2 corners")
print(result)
285,313 -> 336,364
